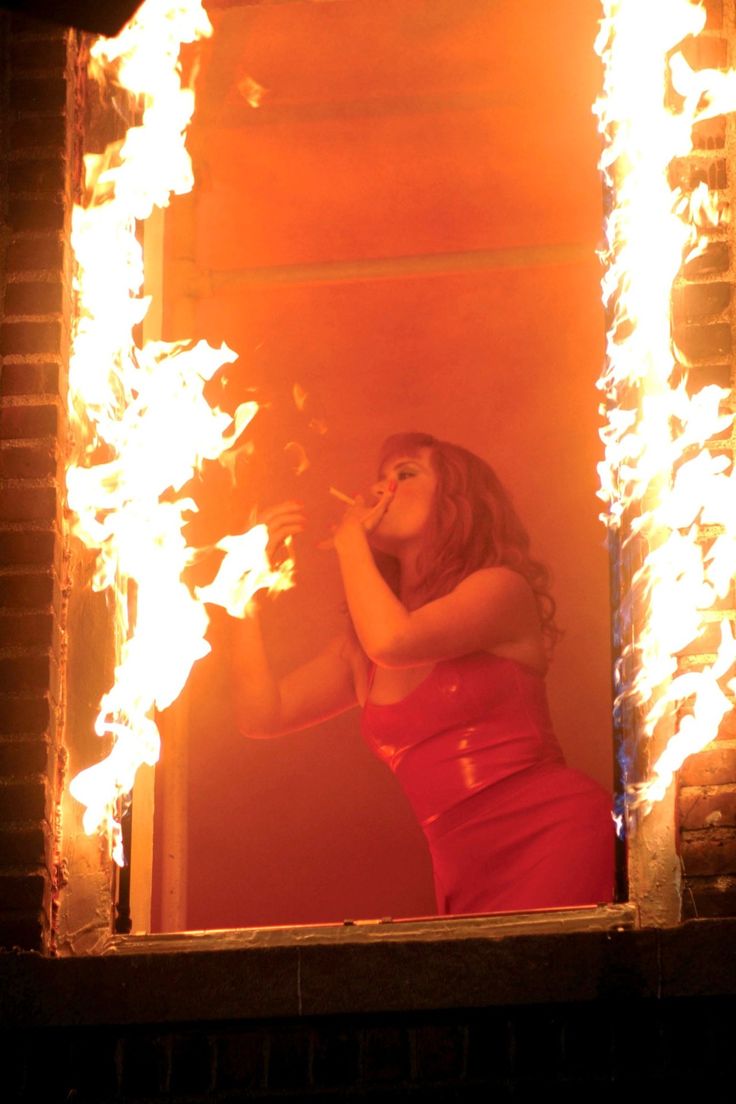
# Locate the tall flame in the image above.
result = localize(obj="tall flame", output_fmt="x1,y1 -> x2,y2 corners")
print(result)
595,0 -> 736,816
68,0 -> 291,864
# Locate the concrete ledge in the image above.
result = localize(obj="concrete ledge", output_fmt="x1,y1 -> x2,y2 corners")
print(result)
1,910 -> 735,1028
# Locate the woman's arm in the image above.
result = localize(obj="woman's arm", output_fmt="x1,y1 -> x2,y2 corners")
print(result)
231,612 -> 359,737
231,500 -> 358,737
334,522 -> 540,668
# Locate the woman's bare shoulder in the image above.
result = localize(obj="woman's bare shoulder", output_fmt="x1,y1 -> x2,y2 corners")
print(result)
460,568 -> 547,671
455,566 -> 536,605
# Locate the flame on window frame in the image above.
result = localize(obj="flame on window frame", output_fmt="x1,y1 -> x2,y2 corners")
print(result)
66,0 -> 291,865
594,0 -> 736,826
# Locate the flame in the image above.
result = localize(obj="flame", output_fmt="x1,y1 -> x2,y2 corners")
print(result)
612,811 -> 624,840
237,74 -> 267,109
196,527 -> 294,619
68,0 -> 292,864
293,382 -> 308,412
595,0 -> 736,818
284,440 -> 310,475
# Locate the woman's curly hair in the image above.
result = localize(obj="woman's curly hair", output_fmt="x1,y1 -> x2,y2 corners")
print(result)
376,432 -> 561,654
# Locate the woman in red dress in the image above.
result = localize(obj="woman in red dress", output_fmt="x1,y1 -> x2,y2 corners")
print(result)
234,432 -> 614,914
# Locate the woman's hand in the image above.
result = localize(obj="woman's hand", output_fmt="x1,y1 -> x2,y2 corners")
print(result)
257,500 -> 306,569
333,482 -> 396,549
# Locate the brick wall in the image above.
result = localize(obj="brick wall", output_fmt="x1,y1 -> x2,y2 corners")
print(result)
673,0 -> 736,920
1,997 -> 734,1100
1,916 -> 734,1099
0,13 -> 78,952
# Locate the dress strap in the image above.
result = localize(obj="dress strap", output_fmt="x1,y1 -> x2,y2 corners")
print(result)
366,661 -> 378,695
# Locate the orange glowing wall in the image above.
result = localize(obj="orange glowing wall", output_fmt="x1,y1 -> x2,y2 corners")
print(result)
153,0 -> 609,929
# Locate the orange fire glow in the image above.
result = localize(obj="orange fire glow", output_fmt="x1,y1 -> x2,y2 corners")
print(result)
595,0 -> 736,815
67,0 -> 292,864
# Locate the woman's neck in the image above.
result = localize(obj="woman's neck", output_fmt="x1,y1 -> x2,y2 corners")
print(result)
398,550 -> 423,607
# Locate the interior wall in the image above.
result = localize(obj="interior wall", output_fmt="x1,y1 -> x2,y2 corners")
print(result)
152,0 -> 609,930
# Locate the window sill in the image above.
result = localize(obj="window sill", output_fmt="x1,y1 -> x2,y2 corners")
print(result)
4,907 -> 736,1029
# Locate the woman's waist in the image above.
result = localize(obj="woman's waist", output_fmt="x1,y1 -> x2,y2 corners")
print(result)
362,712 -> 563,770
388,740 -> 568,826
416,759 -> 610,836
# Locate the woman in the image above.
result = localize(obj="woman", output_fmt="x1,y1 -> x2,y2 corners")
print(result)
233,432 -> 614,915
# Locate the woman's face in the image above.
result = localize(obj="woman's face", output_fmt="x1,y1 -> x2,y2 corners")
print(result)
369,447 -> 438,552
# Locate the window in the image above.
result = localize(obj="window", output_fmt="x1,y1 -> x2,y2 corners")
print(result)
59,0 -> 698,952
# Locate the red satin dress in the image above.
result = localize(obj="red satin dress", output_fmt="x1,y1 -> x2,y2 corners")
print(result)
361,652 -> 614,915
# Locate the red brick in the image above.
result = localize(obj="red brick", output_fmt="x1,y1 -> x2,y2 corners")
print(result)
10,36 -> 68,71
0,694 -> 51,737
7,197 -> 65,234
0,823 -> 49,866
684,363 -> 732,392
683,159 -> 729,192
0,872 -> 49,914
676,322 -> 731,364
711,160 -> 727,189
0,485 -> 58,524
0,781 -> 49,824
0,572 -> 55,610
713,585 -> 736,609
0,321 -> 63,356
5,235 -> 64,273
692,115 -> 727,152
681,827 -> 736,875
9,77 -> 67,115
0,739 -> 52,777
0,909 -> 47,951
4,282 -> 63,316
0,531 -> 57,569
683,241 -> 730,279
0,443 -> 57,479
0,362 -> 60,397
679,785 -> 736,829
0,612 -> 54,650
413,1023 -> 465,1082
682,876 -> 736,919
216,1030 -> 267,1091
10,115 -> 67,152
717,711 -> 736,741
680,35 -> 728,71
0,404 -> 59,439
704,0 -> 724,30
672,282 -> 731,323
680,745 -> 736,786
362,1027 -> 409,1085
0,654 -> 58,696
8,157 -> 66,193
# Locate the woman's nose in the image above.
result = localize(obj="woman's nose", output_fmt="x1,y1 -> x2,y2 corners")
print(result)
372,477 -> 396,498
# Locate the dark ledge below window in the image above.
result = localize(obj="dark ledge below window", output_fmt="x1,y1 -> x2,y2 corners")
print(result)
1,906 -> 735,1029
